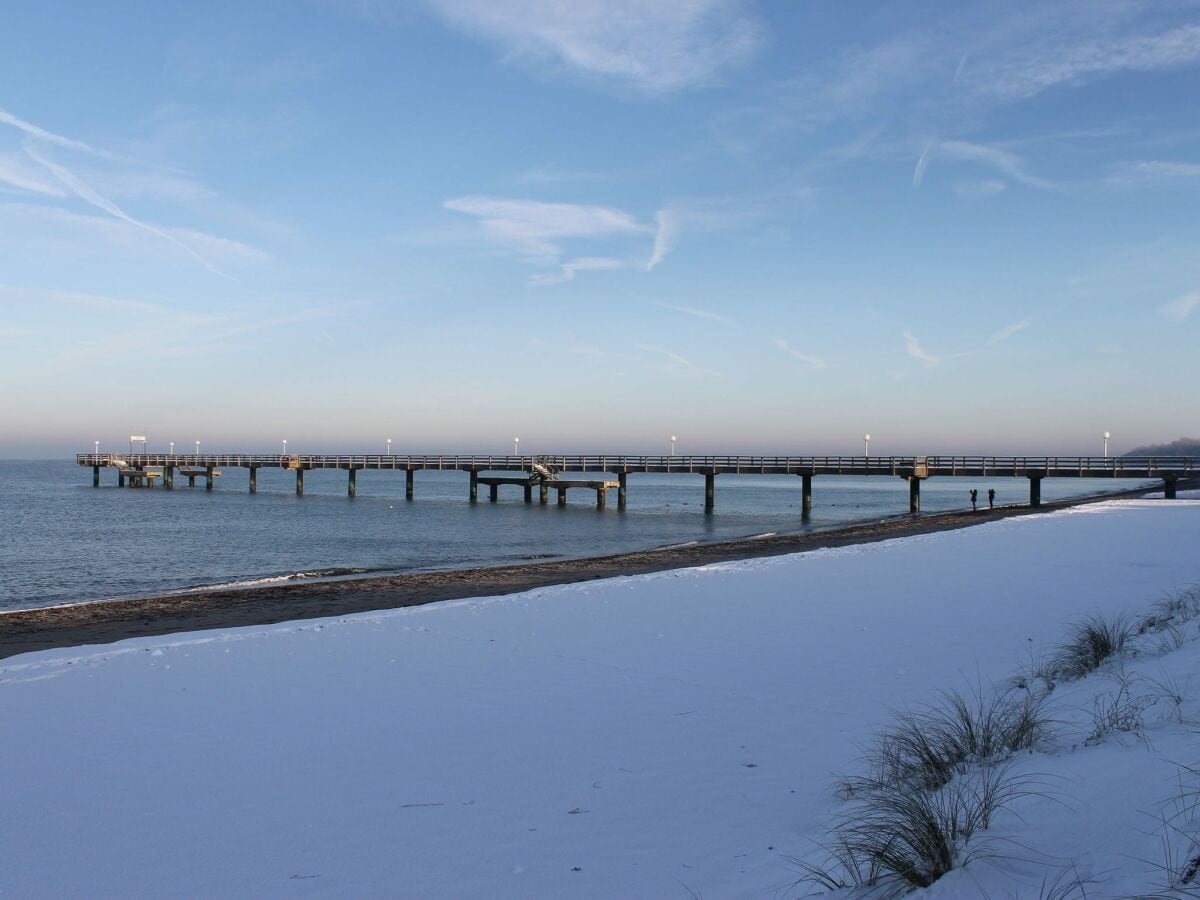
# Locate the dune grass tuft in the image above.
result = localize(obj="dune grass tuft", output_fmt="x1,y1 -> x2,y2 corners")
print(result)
1049,614 -> 1133,681
799,764 -> 1035,896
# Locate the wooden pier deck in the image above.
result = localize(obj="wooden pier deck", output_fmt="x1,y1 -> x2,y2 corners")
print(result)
77,453 -> 1199,514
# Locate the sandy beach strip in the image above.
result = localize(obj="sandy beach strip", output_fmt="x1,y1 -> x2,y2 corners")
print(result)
0,483 -> 1174,660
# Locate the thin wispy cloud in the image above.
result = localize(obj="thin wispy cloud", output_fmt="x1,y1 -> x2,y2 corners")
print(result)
0,105 -> 111,157
654,302 -> 738,327
971,22 -> 1200,103
445,194 -> 676,284
1160,290 -> 1200,322
422,0 -> 763,92
987,317 -> 1032,344
732,8 -> 1200,185
529,255 -> 624,286
1106,160 -> 1200,187
0,202 -> 266,269
914,140 -> 1054,190
26,148 -> 227,277
912,143 -> 933,187
647,209 -> 680,270
773,339 -> 826,369
0,152 -> 68,197
444,195 -> 650,259
0,107 -> 267,279
902,329 -> 939,366
635,343 -> 721,378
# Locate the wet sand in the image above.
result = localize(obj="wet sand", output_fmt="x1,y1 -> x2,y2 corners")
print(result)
0,485 -> 1174,660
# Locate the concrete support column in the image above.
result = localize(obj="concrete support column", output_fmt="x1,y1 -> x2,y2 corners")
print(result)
596,487 -> 606,510
524,483 -> 533,503
489,483 -> 498,502
908,477 -> 921,514
405,469 -> 414,501
295,468 -> 304,496
93,465 -> 100,487
1164,477 -> 1178,500
348,467 -> 357,497
704,471 -> 715,514
118,470 -> 125,488
801,474 -> 812,516
557,487 -> 567,506
1029,476 -> 1042,508
206,467 -> 215,491
618,472 -> 627,511
163,466 -> 173,489
188,474 -> 196,487
540,482 -> 549,505
469,470 -> 478,503
249,467 -> 257,494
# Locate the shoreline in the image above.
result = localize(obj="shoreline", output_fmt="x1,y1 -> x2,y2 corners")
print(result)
0,483 -> 1175,660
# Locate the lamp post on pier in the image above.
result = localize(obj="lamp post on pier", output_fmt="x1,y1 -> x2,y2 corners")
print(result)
1103,431 -> 1110,459
169,441 -> 174,455
513,437 -> 520,457
194,440 -> 200,457
670,435 -> 677,456
386,438 -> 392,456
94,440 -> 99,456
864,434 -> 871,458
282,439 -> 288,456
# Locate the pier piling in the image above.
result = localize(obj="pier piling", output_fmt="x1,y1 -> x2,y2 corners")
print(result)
348,467 -> 357,497
93,465 -> 100,487
801,474 -> 812,516
908,476 -> 921,514
469,470 -> 478,503
1164,477 -> 1178,500
557,486 -> 567,506
704,472 -> 715,514
163,466 -> 173,489
618,472 -> 627,511
489,483 -> 498,502
249,467 -> 257,493
524,482 -> 533,503
405,468 -> 414,501
1029,475 -> 1042,508
206,467 -> 215,491
295,468 -> 304,496
540,482 -> 549,505
596,486 -> 606,510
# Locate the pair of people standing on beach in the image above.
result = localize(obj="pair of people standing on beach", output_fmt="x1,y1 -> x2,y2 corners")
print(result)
970,489 -> 996,511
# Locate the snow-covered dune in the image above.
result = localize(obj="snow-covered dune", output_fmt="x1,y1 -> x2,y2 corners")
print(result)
2,498 -> 1198,898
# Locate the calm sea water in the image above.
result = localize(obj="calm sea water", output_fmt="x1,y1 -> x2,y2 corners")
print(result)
0,459 -> 1150,612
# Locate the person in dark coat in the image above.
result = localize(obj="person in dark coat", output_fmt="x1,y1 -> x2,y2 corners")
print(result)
970,488 -> 978,511
988,488 -> 995,509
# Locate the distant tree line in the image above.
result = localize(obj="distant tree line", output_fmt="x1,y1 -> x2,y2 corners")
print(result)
1124,437 -> 1200,456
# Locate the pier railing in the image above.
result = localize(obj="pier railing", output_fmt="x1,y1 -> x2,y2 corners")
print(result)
76,452 -> 1197,510
76,453 -> 1200,478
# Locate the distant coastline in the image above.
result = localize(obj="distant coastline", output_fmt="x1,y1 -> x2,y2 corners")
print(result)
0,480 -> 1182,661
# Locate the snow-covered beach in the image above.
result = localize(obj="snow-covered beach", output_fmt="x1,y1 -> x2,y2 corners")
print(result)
2,496 -> 1198,897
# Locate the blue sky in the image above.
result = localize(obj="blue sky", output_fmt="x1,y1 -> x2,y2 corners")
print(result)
2,0 -> 1198,456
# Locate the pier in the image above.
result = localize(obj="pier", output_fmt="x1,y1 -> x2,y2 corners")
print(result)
77,453 -> 1198,515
